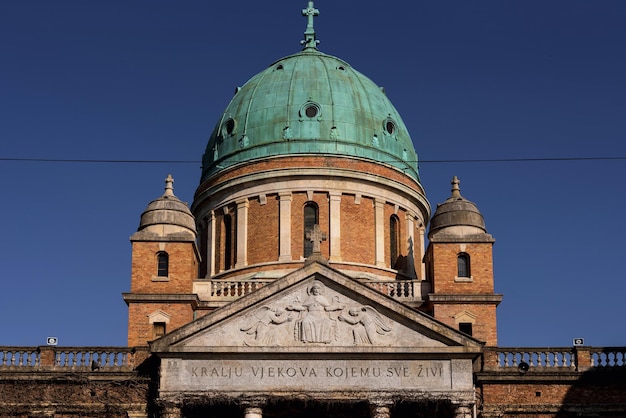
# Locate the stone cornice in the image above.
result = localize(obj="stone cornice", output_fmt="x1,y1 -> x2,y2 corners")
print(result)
427,294 -> 503,305
122,293 -> 200,309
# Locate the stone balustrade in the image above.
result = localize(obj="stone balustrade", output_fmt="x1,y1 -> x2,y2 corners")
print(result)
2,346 -> 625,374
483,346 -> 626,372
0,346 -> 149,370
590,347 -> 626,367
0,347 -> 40,367
205,279 -> 273,301
364,280 -> 421,300
196,278 -> 423,302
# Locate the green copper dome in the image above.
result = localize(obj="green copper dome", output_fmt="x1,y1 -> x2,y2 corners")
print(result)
201,4 -> 419,182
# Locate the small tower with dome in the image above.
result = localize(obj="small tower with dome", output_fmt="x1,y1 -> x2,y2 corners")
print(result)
123,175 -> 200,346
424,176 -> 502,345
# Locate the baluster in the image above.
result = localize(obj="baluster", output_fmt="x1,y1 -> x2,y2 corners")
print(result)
497,352 -> 504,367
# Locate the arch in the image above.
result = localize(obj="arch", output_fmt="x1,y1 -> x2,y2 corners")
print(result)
457,252 -> 471,278
303,202 -> 319,258
390,215 -> 400,268
156,251 -> 169,277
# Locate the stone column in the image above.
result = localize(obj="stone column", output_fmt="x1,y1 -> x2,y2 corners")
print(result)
405,213 -> 417,278
235,198 -> 249,268
158,400 -> 182,418
418,222 -> 426,281
241,398 -> 266,418
374,199 -> 386,267
243,406 -> 263,418
369,400 -> 392,418
206,210 -> 215,277
278,192 -> 292,262
454,403 -> 473,418
329,191 -> 342,262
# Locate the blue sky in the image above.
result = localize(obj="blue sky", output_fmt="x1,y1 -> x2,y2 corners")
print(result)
1,1 -> 625,347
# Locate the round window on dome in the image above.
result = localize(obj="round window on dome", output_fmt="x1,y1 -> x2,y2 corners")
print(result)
384,118 -> 397,135
300,102 -> 321,119
222,118 -> 237,137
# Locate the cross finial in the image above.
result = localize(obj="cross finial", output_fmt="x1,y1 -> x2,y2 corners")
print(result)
450,176 -> 462,199
164,174 -> 174,197
301,1 -> 320,50
306,224 -> 327,255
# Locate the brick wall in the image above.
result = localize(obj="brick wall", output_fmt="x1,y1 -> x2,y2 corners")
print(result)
130,242 -> 197,293
247,194 -> 279,264
128,303 -> 194,346
341,194 -> 375,265
430,243 -> 494,294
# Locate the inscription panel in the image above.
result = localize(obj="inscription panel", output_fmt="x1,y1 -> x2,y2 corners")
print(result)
160,359 -> 471,392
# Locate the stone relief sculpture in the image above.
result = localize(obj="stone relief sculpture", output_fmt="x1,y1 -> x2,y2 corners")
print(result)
237,281 -> 394,346
287,281 -> 344,343
240,306 -> 292,346
338,306 -> 391,345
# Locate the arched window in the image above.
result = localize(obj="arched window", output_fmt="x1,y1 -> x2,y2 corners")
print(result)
224,214 -> 233,269
157,251 -> 169,277
390,215 -> 400,267
303,202 -> 319,258
457,253 -> 471,278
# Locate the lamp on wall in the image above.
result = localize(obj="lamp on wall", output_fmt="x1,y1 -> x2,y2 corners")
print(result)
518,361 -> 530,375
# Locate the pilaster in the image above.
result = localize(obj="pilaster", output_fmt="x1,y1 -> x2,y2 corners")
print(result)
206,210 -> 215,277
235,198 -> 249,268
278,192 -> 292,262
329,191 -> 342,262
374,199 -> 385,267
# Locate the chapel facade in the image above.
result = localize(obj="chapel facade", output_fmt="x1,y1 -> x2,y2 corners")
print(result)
120,2 -> 500,416
1,3 -> 625,418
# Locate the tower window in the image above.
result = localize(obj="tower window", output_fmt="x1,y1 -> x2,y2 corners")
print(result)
157,252 -> 169,277
459,322 -> 473,336
457,252 -> 471,278
303,202 -> 319,258
390,215 -> 400,267
153,322 -> 166,339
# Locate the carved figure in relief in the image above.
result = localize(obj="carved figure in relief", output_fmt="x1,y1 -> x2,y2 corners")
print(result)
287,281 -> 344,343
338,305 -> 392,345
240,306 -> 292,345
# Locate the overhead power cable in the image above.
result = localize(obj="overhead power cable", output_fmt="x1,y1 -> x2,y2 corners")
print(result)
1,156 -> 626,164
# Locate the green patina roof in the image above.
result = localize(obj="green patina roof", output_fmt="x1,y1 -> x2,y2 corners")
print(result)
200,3 -> 419,182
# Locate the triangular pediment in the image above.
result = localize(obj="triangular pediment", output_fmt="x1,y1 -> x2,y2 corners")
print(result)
150,262 -> 483,354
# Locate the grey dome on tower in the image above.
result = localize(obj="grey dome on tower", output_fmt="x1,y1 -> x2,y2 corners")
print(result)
429,176 -> 491,239
133,175 -> 196,240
